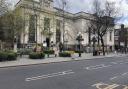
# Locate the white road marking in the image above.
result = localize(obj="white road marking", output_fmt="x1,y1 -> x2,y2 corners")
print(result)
25,70 -> 74,82
122,72 -> 128,76
110,76 -> 118,80
85,64 -> 112,70
110,61 -> 128,65
116,61 -> 124,64
111,62 -> 118,64
110,72 -> 128,81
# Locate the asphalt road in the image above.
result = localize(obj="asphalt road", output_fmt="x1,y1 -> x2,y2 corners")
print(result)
0,56 -> 128,89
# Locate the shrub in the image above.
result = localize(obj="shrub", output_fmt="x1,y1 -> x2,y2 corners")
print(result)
0,51 -> 17,61
59,52 -> 71,57
65,51 -> 75,54
29,52 -> 45,59
0,52 -> 8,61
7,53 -> 17,61
17,49 -> 32,55
75,51 -> 84,53
44,50 -> 55,55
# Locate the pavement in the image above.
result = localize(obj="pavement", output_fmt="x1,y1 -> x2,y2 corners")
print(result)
0,54 -> 128,89
0,53 -> 127,68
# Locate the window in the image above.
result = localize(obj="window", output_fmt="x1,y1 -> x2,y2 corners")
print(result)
88,27 -> 91,44
44,18 -> 50,31
29,15 -> 37,43
109,31 -> 112,41
56,20 -> 61,43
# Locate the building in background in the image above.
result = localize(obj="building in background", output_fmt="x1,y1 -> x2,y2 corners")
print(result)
114,24 -> 128,53
14,0 -> 115,52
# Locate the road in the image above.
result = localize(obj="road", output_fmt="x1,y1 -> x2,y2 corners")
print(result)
0,56 -> 128,89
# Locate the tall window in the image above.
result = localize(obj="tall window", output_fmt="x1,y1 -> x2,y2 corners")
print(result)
56,20 -> 61,43
44,18 -> 50,31
29,15 -> 36,43
88,27 -> 91,45
109,31 -> 112,41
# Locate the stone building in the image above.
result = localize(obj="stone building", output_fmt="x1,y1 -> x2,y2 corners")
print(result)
15,0 -> 115,51
115,24 -> 128,53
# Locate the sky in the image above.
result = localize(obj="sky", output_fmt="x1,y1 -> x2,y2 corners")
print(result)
10,0 -> 128,25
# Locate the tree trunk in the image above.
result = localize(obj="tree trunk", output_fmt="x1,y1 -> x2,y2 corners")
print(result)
101,37 -> 105,56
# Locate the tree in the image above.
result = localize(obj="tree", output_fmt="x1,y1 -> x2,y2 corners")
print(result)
0,0 -> 11,49
0,0 -> 10,15
88,0 -> 119,55
0,10 -> 24,49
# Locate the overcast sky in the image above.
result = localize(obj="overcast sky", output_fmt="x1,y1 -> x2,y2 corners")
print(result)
10,0 -> 128,25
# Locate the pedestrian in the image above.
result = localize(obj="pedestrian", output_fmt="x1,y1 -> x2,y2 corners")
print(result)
43,41 -> 47,51
53,45 -> 59,57
59,42 -> 63,52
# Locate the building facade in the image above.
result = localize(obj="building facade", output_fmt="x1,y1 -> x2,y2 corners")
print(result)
115,24 -> 128,53
15,0 -> 115,51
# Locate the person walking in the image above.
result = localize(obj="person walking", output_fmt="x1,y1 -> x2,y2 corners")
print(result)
53,45 -> 59,57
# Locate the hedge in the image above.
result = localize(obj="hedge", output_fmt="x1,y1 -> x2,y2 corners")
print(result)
59,52 -> 71,57
17,49 -> 32,55
0,52 -> 17,62
75,51 -> 84,53
44,50 -> 55,55
29,52 -> 45,59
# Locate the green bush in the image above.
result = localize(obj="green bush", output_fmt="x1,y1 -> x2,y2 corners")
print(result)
75,51 -> 84,53
0,51 -> 17,62
29,52 -> 45,59
59,52 -> 71,57
44,50 -> 54,55
0,52 -> 8,61
17,49 -> 32,55
7,53 -> 17,61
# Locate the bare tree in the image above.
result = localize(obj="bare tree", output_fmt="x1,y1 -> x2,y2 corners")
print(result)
0,0 -> 10,15
88,0 -> 119,55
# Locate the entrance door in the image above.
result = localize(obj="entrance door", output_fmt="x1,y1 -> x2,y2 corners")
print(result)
46,38 -> 50,47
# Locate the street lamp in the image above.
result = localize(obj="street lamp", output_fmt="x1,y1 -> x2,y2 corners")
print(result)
92,36 -> 97,56
76,32 -> 84,57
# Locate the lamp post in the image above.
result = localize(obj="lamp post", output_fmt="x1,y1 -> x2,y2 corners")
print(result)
92,36 -> 97,56
76,32 -> 84,57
